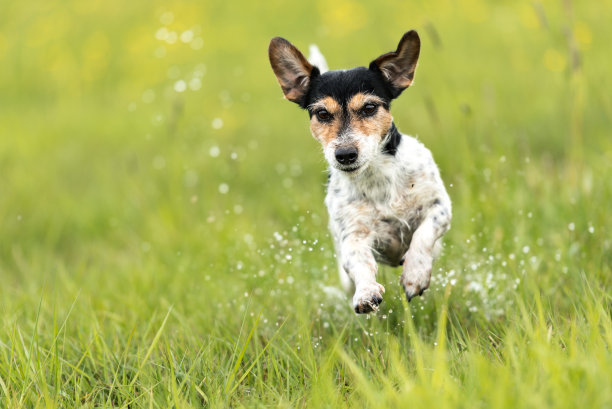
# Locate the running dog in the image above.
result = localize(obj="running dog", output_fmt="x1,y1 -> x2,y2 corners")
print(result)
268,30 -> 452,313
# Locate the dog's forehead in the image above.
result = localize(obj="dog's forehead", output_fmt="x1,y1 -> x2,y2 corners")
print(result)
308,67 -> 391,107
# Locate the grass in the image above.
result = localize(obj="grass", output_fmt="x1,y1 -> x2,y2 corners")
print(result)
1,0 -> 611,407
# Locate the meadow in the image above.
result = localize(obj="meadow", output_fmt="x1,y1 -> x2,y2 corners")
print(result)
0,0 -> 611,407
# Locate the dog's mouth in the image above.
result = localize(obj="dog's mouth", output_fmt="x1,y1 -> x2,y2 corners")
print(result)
336,164 -> 362,173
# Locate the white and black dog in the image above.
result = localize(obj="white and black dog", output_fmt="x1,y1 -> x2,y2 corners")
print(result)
269,31 -> 452,314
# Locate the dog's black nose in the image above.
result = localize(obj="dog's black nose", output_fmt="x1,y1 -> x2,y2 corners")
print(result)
335,147 -> 358,165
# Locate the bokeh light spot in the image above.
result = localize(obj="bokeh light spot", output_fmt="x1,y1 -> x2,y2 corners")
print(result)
160,11 -> 174,26
174,80 -> 187,92
212,118 -> 223,129
180,30 -> 194,43
189,77 -> 202,91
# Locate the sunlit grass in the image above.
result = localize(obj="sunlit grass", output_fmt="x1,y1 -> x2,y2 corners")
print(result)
1,0 -> 611,407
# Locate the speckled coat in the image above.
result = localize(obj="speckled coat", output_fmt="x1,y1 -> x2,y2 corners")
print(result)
326,128 -> 451,312
269,30 -> 452,313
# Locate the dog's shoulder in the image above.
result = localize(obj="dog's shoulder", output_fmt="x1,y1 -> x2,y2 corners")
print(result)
395,133 -> 433,161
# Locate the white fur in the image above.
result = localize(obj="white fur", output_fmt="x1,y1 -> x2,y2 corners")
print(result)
325,129 -> 451,313
308,44 -> 329,74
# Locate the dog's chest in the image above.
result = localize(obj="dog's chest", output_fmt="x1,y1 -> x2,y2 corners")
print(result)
326,165 -> 427,265
326,153 -> 427,223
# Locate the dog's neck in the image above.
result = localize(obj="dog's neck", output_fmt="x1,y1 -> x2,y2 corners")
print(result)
381,123 -> 402,156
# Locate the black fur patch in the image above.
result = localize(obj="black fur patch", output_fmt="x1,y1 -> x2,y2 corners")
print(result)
305,67 -> 394,113
382,123 -> 402,156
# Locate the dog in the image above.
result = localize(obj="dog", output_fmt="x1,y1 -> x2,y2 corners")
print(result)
268,30 -> 452,314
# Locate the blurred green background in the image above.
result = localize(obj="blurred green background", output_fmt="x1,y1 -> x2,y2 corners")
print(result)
0,0 -> 611,407
1,0 -> 609,272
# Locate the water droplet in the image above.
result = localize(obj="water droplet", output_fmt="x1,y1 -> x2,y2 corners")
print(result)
174,80 -> 187,92
180,30 -> 194,43
209,145 -> 220,157
155,27 -> 169,41
218,183 -> 229,194
212,118 -> 223,129
189,77 -> 201,91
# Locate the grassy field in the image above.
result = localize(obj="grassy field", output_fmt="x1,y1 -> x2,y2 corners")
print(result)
1,0 -> 611,407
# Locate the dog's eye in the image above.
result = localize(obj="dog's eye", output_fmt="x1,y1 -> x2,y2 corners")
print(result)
316,109 -> 332,122
361,103 -> 378,116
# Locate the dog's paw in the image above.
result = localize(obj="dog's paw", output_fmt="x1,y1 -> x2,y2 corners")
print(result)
352,283 -> 385,314
401,254 -> 433,302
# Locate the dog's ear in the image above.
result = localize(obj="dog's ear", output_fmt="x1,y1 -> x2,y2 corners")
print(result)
269,37 -> 318,107
369,30 -> 420,98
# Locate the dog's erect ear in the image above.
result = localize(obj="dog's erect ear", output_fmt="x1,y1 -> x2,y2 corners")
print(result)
370,30 -> 420,98
269,37 -> 318,107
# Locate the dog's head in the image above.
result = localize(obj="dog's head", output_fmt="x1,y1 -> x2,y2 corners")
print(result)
269,31 -> 420,174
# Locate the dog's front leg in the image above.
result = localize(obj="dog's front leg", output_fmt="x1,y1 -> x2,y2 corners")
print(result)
401,204 -> 451,301
341,236 -> 385,314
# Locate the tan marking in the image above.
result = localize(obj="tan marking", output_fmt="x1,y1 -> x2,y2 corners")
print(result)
352,224 -> 370,239
347,93 -> 393,142
309,97 -> 342,145
347,93 -> 384,112
309,94 -> 393,147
